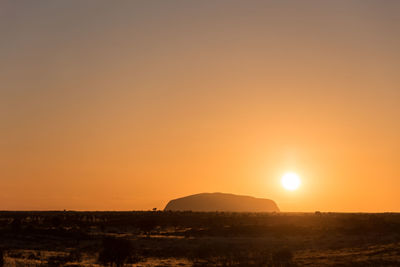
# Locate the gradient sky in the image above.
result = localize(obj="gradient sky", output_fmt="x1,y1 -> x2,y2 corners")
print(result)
1,1 -> 399,211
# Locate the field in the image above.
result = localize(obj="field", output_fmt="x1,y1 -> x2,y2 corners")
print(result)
0,211 -> 400,266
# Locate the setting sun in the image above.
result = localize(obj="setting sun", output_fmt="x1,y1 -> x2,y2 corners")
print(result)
281,172 -> 301,191
2,1 -> 400,265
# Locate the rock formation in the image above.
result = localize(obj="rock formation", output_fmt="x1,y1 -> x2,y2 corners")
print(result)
164,192 -> 279,212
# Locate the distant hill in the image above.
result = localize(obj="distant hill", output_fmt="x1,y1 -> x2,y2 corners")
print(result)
164,192 -> 280,212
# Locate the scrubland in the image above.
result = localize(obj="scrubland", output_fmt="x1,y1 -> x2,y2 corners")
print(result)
0,211 -> 399,266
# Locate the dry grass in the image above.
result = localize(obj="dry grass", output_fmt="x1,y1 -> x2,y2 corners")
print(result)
0,211 -> 399,266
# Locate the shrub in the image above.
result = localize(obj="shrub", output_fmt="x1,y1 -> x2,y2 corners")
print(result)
47,255 -> 69,266
98,237 -> 133,267
272,248 -> 294,266
137,217 -> 157,235
27,252 -> 40,260
67,249 -> 82,262
0,248 -> 4,267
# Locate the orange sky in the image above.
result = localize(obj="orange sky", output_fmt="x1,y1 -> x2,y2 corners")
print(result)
1,1 -> 399,211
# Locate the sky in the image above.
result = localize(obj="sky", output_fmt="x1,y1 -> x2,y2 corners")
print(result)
1,1 -> 399,211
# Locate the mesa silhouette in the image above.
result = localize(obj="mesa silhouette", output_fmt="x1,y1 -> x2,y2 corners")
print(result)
164,192 -> 280,212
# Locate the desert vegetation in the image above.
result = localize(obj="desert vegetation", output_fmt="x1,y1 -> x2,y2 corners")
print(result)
0,211 -> 399,266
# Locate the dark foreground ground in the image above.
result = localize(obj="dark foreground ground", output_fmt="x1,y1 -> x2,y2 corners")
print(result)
0,211 -> 399,266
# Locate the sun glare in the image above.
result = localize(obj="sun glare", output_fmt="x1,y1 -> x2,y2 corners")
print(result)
281,172 -> 301,191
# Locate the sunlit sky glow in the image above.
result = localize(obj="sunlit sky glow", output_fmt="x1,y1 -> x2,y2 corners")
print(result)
1,1 -> 399,211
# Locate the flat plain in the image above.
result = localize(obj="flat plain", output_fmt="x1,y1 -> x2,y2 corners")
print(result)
0,211 -> 399,266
